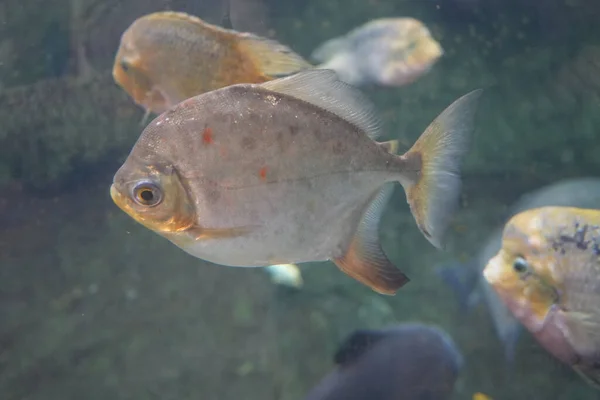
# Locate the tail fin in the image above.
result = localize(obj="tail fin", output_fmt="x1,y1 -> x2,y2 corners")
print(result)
399,89 -> 482,249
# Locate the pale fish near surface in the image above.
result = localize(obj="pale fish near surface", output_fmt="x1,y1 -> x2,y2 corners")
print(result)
110,69 -> 481,295
483,206 -> 600,389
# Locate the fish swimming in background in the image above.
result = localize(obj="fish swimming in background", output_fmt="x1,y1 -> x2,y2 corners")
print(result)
112,11 -> 311,116
110,69 -> 481,295
303,323 -> 463,400
265,264 -> 304,288
472,393 -> 493,400
484,206 -> 600,389
437,177 -> 600,362
311,18 -> 443,88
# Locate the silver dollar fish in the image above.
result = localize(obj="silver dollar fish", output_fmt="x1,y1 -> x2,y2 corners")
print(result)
110,69 -> 481,295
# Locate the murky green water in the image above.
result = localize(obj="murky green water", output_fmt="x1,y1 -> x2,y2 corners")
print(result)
2,1 -> 600,399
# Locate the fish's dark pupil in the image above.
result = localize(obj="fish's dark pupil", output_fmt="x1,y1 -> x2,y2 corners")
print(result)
120,61 -> 129,72
140,189 -> 153,202
513,257 -> 528,273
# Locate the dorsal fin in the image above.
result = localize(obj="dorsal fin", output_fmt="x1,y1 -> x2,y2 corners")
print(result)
237,35 -> 312,78
260,69 -> 382,139
333,329 -> 387,366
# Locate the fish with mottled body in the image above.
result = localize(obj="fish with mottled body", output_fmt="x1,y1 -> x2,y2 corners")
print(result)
438,177 -> 600,362
484,206 -> 600,389
110,69 -> 481,295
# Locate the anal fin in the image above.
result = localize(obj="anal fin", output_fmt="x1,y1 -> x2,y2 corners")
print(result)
333,184 -> 409,295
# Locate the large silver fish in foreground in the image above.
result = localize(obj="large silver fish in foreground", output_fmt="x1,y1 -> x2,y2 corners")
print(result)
110,69 -> 481,295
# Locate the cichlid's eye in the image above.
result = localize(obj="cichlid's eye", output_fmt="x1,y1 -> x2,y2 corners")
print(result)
120,60 -> 130,72
132,181 -> 162,207
513,256 -> 529,274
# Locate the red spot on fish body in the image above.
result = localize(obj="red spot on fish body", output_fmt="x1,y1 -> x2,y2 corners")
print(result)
259,167 -> 268,180
202,127 -> 213,144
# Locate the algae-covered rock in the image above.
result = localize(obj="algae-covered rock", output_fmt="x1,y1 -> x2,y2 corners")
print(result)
0,72 -> 142,191
0,0 -> 70,87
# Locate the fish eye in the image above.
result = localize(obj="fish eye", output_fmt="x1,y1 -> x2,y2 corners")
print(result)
132,182 -> 162,207
120,60 -> 130,72
512,256 -> 529,274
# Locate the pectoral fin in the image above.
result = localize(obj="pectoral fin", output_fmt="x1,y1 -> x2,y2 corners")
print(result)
188,225 -> 257,240
333,184 -> 409,295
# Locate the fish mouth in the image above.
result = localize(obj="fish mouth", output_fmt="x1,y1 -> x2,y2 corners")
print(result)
110,184 -> 128,212
483,254 -> 505,287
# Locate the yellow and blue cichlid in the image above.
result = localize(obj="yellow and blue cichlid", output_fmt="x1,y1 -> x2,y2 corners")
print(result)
109,69 -> 481,295
311,18 -> 443,88
112,11 -> 312,116
484,206 -> 600,389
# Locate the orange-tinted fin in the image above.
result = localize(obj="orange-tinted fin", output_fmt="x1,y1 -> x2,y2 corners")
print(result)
377,139 -> 399,154
237,34 -> 313,78
333,184 -> 409,295
399,89 -> 482,249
